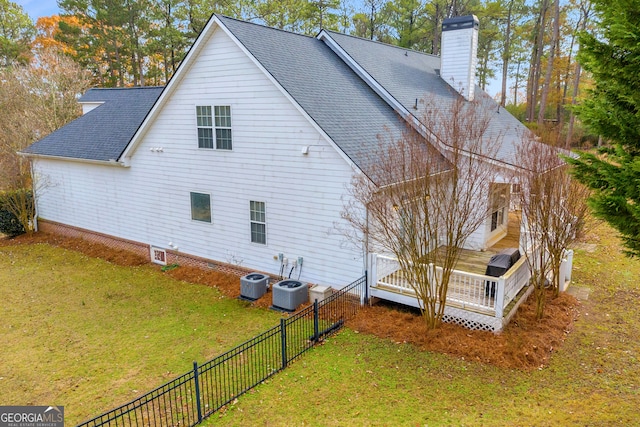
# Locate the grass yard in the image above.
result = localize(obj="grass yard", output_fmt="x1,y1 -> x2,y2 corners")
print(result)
0,243 -> 281,425
2,220 -> 639,426
202,221 -> 640,426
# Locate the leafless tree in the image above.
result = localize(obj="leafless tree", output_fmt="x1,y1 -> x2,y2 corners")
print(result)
515,137 -> 590,319
0,47 -> 90,232
343,96 -> 501,329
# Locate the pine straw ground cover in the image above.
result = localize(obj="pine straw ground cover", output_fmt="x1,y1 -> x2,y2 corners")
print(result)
348,291 -> 577,370
4,232 -> 577,371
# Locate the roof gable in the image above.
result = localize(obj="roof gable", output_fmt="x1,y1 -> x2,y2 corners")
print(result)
216,15 -> 441,178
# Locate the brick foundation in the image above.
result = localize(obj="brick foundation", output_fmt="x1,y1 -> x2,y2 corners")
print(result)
37,219 -> 255,278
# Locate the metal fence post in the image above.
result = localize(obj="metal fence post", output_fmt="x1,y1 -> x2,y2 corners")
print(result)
280,318 -> 287,369
193,361 -> 202,424
313,300 -> 319,342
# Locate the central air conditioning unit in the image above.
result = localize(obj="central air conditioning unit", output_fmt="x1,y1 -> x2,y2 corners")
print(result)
240,273 -> 270,301
272,279 -> 308,312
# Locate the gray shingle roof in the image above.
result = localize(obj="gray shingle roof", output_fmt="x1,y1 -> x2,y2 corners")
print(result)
22,87 -> 163,161
324,31 -> 533,168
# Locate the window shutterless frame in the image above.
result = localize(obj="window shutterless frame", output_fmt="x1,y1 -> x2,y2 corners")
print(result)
250,201 -> 266,244
196,106 -> 213,149
190,192 -> 212,223
196,105 -> 232,150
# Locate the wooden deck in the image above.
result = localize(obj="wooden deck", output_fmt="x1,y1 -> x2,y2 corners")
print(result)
367,212 -> 575,332
453,211 -> 521,274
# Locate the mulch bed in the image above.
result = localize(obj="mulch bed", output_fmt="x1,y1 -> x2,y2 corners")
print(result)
348,290 -> 579,370
2,232 -> 580,370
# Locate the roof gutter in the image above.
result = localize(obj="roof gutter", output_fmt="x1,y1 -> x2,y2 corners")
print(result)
18,151 -> 130,167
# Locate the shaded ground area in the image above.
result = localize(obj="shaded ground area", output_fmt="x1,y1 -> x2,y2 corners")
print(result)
2,232 -> 579,371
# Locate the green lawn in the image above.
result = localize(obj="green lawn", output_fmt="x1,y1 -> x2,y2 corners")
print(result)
0,243 -> 281,425
2,221 -> 639,426
202,222 -> 640,426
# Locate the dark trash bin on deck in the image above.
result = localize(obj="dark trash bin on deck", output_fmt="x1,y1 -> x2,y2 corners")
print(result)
485,248 -> 521,297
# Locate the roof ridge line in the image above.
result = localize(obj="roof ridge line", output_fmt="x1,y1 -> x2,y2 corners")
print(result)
215,14 -> 317,40
323,30 -> 440,59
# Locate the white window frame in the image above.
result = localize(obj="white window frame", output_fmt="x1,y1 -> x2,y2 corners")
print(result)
195,105 -> 232,150
250,201 -> 266,244
196,106 -> 213,149
214,105 -> 232,150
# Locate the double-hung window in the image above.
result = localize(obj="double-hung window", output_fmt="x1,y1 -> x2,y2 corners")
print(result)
214,106 -> 232,150
196,106 -> 213,149
196,105 -> 232,150
250,201 -> 266,244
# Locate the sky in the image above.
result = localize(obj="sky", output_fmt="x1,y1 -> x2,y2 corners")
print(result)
15,0 -> 61,21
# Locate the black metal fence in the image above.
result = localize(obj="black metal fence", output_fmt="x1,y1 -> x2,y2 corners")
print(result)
77,274 -> 367,427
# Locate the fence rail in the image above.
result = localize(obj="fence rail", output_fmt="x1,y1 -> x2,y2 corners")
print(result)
77,274 -> 367,427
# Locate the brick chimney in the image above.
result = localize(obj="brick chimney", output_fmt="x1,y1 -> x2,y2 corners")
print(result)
440,15 -> 479,101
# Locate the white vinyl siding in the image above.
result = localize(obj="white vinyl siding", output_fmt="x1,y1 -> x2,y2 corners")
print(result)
250,201 -> 266,244
32,26 -> 363,287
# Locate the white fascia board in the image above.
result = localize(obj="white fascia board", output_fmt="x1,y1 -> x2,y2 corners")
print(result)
118,16 -> 223,162
18,152 -> 129,167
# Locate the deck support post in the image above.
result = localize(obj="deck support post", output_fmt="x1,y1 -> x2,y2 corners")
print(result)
367,253 -> 378,300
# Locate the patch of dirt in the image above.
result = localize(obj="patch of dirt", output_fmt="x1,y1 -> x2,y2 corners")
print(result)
2,232 -> 580,370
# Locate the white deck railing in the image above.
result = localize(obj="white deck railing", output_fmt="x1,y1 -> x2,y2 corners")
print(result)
370,252 -> 533,318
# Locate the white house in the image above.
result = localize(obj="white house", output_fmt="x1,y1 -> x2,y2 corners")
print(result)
23,15 -> 536,302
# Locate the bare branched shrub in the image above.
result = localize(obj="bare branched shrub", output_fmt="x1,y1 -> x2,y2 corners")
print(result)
515,137 -> 590,319
343,96 -> 502,329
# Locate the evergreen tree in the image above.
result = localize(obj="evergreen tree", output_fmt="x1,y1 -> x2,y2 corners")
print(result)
567,0 -> 640,256
0,0 -> 35,66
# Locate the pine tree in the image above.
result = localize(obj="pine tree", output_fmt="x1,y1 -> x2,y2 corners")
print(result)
567,0 -> 640,256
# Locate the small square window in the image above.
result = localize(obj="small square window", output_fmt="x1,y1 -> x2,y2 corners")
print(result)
250,201 -> 266,244
191,192 -> 211,223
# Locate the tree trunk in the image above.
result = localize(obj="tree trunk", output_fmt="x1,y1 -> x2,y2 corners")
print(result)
514,59 -> 521,105
566,2 -> 592,147
526,0 -> 549,122
535,273 -> 546,320
500,0 -> 513,107
537,0 -> 559,125
565,62 -> 582,147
